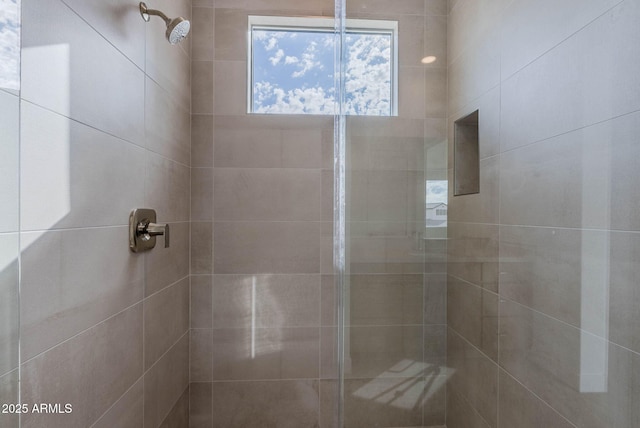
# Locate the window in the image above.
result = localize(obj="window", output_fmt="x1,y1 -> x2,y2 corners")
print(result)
248,16 -> 398,116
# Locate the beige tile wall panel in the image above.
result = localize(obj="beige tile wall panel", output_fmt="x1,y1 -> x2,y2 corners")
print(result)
21,306 -> 143,428
21,0 -> 145,145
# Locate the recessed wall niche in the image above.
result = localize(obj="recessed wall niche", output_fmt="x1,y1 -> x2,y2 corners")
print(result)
454,110 -> 479,196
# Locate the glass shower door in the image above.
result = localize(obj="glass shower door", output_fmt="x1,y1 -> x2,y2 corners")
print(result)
334,0 -> 448,426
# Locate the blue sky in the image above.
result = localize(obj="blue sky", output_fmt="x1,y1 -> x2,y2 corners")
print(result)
252,28 -> 391,115
0,0 -> 20,91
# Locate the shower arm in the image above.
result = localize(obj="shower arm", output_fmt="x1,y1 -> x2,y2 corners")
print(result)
139,3 -> 171,25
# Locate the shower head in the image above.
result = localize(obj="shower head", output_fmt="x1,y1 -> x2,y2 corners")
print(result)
139,2 -> 191,45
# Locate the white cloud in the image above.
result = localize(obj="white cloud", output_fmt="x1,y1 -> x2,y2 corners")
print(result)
343,34 -> 391,115
269,49 -> 285,66
254,81 -> 336,115
284,56 -> 299,65
291,41 -> 322,78
265,37 -> 278,51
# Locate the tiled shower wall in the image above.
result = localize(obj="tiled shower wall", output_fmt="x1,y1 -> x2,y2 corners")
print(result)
9,0 -> 191,427
189,0 -> 448,427
446,0 -> 640,426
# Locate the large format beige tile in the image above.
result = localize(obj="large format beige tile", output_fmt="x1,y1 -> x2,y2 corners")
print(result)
348,326 -> 423,379
0,233 -> 19,377
425,67 -> 447,118
191,275 -> 213,328
21,0 -> 145,145
398,14 -> 426,67
500,226 -> 610,337
214,9 -> 247,61
448,156 -> 499,224
211,380 -> 319,428
500,299 -> 640,427
145,78 -> 191,166
214,221 -> 320,274
191,329 -> 213,382
447,276 -> 498,361
348,134 -> 425,172
158,385 -> 189,428
346,0 -> 424,15
448,222 -> 498,292
92,379 -> 143,428
398,67 -> 426,119
320,274 -> 337,327
426,0 -> 448,16
500,0 -> 621,79
424,324 -> 447,364
192,61 -> 214,114
424,273 -> 446,324
446,389 -> 492,428
191,115 -> 214,167
0,370 -> 19,428
608,112 -> 640,232
447,328 -> 498,427
213,117 -> 287,168
191,168 -> 213,222
144,334 -> 189,428
20,227 -> 144,361
349,274 -> 423,325
191,222 -> 213,275
214,168 -> 322,221
212,327 -> 319,380
350,170 -> 424,222
609,231 -> 640,355
498,370 -> 575,428
144,278 -> 189,369
212,274 -> 320,328
145,221 -> 190,296
192,7 -> 214,61
448,22 -> 500,115
500,0 -> 640,151
189,383 -> 213,428
343,376 -> 445,428
214,61 -> 246,116
21,305 -> 143,428
500,111 -> 640,229
447,0 -> 509,66
61,0 -> 146,68
424,15 -> 448,67
145,153 -> 190,223
20,102 -> 145,231
0,91 -> 19,233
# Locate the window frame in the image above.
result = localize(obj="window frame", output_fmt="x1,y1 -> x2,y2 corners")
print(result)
247,15 -> 399,116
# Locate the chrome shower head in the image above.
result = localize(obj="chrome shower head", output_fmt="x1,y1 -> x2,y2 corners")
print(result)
139,2 -> 191,45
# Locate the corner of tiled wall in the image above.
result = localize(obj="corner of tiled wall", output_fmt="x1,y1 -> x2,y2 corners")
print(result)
189,0 -> 216,427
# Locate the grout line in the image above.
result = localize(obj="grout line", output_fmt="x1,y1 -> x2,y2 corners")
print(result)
498,295 -> 640,359
88,377 -> 143,428
497,367 -> 579,428
498,107 -> 640,158
499,0 -> 626,83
